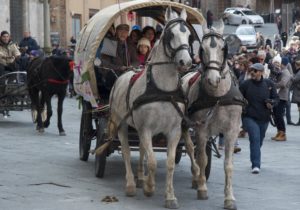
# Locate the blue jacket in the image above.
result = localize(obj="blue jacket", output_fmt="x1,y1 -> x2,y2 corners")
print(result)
19,37 -> 39,53
240,77 -> 279,122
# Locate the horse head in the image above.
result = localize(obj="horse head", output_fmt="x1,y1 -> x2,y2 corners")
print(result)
200,20 -> 229,89
160,7 -> 192,71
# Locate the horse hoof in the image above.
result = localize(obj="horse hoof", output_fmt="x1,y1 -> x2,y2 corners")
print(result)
192,180 -> 198,189
43,122 -> 50,128
224,200 -> 237,210
197,190 -> 208,200
59,131 -> 66,136
165,199 -> 179,209
125,185 -> 136,197
143,183 -> 155,197
136,179 -> 143,188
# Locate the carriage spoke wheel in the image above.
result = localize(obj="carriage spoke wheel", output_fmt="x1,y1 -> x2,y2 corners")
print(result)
79,101 -> 93,161
95,118 -> 108,178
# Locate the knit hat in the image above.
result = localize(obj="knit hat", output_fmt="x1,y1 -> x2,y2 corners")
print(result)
137,37 -> 151,49
250,63 -> 264,71
281,56 -> 289,66
272,54 -> 282,64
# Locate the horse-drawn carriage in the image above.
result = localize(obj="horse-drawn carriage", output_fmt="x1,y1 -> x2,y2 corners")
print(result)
74,1 -> 242,209
0,71 -> 31,117
75,0 -> 214,176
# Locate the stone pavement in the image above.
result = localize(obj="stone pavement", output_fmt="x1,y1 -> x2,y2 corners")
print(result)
0,97 -> 299,210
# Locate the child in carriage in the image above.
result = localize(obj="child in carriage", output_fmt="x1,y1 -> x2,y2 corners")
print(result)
137,37 -> 151,68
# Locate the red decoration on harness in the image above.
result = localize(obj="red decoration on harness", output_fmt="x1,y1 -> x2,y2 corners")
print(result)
188,72 -> 201,86
48,79 -> 69,84
130,70 -> 144,85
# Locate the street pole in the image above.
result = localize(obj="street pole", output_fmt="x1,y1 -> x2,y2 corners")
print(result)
22,0 -> 29,32
44,0 -> 51,55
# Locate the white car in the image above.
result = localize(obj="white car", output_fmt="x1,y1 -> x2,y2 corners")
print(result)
223,7 -> 264,27
235,25 -> 257,49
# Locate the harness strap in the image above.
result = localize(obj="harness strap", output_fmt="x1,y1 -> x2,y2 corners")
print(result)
47,78 -> 69,84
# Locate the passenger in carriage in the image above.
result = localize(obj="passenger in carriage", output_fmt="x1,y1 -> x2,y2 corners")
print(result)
96,24 -> 138,100
128,25 -> 142,47
142,26 -> 156,48
136,37 -> 151,67
0,31 -> 21,77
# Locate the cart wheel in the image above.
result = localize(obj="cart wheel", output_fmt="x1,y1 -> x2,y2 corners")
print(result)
79,101 -> 93,161
95,118 -> 107,178
205,141 -> 212,181
175,146 -> 183,164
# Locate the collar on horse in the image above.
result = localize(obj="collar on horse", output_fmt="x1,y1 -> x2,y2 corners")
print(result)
188,71 -> 247,115
200,31 -> 228,77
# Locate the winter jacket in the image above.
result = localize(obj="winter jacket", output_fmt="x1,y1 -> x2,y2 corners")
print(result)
274,67 -> 293,101
240,77 -> 279,122
0,40 -> 21,66
19,36 -> 39,53
291,68 -> 300,103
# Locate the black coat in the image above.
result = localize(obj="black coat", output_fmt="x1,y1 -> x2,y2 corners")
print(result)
240,78 -> 279,122
19,37 -> 40,53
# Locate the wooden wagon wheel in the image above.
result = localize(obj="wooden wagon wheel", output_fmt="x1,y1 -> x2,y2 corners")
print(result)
79,101 -> 93,161
95,117 -> 108,178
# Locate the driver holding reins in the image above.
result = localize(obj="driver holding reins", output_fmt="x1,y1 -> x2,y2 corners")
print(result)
0,31 -> 21,77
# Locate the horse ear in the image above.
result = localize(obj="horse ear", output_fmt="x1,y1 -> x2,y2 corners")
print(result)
217,19 -> 224,34
202,20 -> 210,34
165,6 -> 172,22
180,8 -> 187,21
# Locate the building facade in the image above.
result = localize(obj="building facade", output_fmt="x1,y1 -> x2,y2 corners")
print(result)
1,0 -> 298,50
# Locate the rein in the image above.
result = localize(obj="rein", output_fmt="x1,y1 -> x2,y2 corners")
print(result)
162,18 -> 190,59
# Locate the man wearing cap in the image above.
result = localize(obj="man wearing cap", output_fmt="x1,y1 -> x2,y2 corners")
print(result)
271,57 -> 293,141
0,31 -> 21,77
240,63 -> 279,174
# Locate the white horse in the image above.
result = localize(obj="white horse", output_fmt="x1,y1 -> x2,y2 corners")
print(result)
181,22 -> 246,210
107,7 -> 192,209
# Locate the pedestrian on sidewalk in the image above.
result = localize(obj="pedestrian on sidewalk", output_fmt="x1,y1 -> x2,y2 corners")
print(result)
291,55 -> 300,125
240,63 -> 279,174
271,57 -> 293,141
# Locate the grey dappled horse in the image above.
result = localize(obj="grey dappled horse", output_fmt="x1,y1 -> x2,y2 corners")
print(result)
181,21 -> 245,210
107,7 -> 192,209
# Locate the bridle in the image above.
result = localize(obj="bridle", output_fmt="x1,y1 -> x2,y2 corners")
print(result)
199,31 -> 228,75
162,17 -> 190,59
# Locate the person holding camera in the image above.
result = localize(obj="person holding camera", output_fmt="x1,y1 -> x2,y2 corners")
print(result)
240,63 -> 279,174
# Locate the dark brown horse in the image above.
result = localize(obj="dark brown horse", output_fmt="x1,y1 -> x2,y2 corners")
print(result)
27,56 -> 73,135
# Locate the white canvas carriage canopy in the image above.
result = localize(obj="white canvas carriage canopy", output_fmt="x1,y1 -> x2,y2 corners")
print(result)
74,0 -> 204,107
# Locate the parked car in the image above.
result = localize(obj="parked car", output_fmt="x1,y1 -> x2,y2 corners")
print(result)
235,25 -> 257,49
223,7 -> 264,27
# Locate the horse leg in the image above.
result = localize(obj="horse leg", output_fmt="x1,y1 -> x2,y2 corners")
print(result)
181,128 -> 200,189
139,130 -> 156,197
137,144 -> 145,188
43,93 -> 53,129
223,130 -> 239,210
57,93 -> 66,136
118,123 -> 136,196
34,90 -> 44,133
164,130 -> 182,209
196,130 -> 209,200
